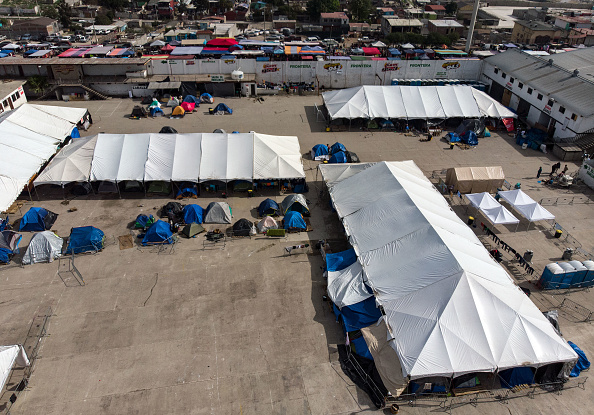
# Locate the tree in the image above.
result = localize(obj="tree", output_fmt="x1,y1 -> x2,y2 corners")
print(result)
192,0 -> 209,12
219,0 -> 233,11
445,2 -> 458,16
385,32 -> 404,45
349,0 -> 371,22
95,13 -> 113,25
306,0 -> 339,19
40,5 -> 59,20
447,31 -> 460,44
98,0 -> 130,11
26,76 -> 49,94
55,0 -> 73,29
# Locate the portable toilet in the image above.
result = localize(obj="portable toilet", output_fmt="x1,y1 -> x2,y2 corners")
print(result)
539,263 -> 565,290
437,79 -> 445,86
558,262 -> 577,289
421,79 -> 428,86
582,260 -> 594,287
391,79 -> 399,85
568,260 -> 588,287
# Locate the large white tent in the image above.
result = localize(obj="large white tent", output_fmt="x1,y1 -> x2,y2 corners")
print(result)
0,345 -> 29,392
327,161 -> 576,380
466,192 -> 519,225
36,132 -> 305,186
0,104 -> 88,211
322,85 -> 517,120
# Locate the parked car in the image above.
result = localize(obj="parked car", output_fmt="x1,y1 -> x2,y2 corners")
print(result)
45,34 -> 59,42
21,34 -> 32,41
75,35 -> 89,42
60,35 -> 72,42
306,36 -> 319,42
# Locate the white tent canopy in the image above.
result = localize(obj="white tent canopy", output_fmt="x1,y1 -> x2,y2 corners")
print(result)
498,189 -> 555,222
466,192 -> 519,225
37,132 -> 305,186
0,345 -> 29,392
318,163 -> 377,189
0,104 -> 88,211
328,161 -> 576,380
322,86 -> 517,120
327,261 -> 372,308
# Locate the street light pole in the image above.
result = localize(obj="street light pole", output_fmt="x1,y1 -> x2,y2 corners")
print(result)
465,0 -> 480,53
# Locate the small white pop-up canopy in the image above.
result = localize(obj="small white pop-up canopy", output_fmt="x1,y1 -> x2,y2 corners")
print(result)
466,192 -> 519,225
328,161 -> 576,380
498,189 -> 555,229
322,86 -> 517,121
0,345 -> 29,392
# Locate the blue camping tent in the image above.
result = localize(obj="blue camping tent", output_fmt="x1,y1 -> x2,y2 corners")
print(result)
447,132 -> 461,143
258,198 -> 280,217
183,95 -> 199,104
569,341 -> 590,377
175,183 -> 198,198
326,248 -> 357,272
19,207 -> 57,232
312,144 -> 329,159
333,297 -> 382,333
214,103 -> 232,114
65,226 -> 105,254
330,142 -> 346,155
283,211 -> 306,230
142,220 -> 173,245
71,127 -> 80,138
200,93 -> 214,103
329,151 -> 348,164
150,107 -> 164,117
135,214 -> 155,229
461,130 -> 478,146
183,204 -> 204,224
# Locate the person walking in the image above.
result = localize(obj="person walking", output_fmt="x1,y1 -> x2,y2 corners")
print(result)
537,166 -> 542,178
562,164 -> 569,175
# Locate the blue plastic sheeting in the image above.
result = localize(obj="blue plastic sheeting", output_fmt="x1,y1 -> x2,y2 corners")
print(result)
410,382 -> 447,394
183,95 -> 198,104
19,207 -> 49,232
326,248 -> 357,272
499,367 -> 535,388
0,248 -> 10,264
142,220 -> 173,245
70,127 -> 80,138
284,211 -> 306,230
258,198 -> 280,216
350,336 -> 373,360
135,214 -> 154,228
330,142 -> 346,154
333,297 -> 382,332
0,216 -> 8,232
329,151 -> 348,164
569,341 -> 590,377
176,185 -> 198,198
150,107 -> 164,116
214,103 -> 232,114
183,204 -> 204,224
200,93 -> 213,101
65,226 -> 105,254
256,57 -> 270,61
378,119 -> 394,128
388,48 -> 401,55
312,144 -> 328,157
461,130 -> 478,146
447,132 -> 461,143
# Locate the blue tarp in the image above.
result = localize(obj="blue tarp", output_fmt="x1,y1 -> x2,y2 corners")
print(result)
329,151 -> 348,164
0,216 -> 8,232
350,336 -> 373,360
283,211 -> 306,230
312,144 -> 329,158
330,142 -> 346,155
333,297 -> 382,332
378,119 -> 394,128
258,198 -> 280,216
0,248 -> 11,264
499,367 -> 535,388
183,95 -> 198,104
183,204 -> 204,224
200,93 -> 213,102
65,226 -> 105,254
71,127 -> 80,138
142,220 -> 173,245
388,48 -> 401,55
19,207 -> 51,232
214,103 -> 232,114
447,132 -> 461,143
135,214 -> 155,229
326,248 -> 357,272
176,185 -> 198,198
569,341 -> 590,377
150,107 -> 164,117
461,130 -> 478,146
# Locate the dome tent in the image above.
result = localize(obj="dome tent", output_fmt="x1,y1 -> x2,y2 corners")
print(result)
311,144 -> 329,161
258,198 -> 280,217
213,103 -> 232,114
283,211 -> 306,230
19,207 -> 58,232
142,220 -> 173,245
329,151 -> 348,164
183,204 -> 204,224
150,107 -> 164,117
330,142 -> 346,155
65,226 -> 105,254
257,216 -> 278,233
22,231 -> 63,265
181,102 -> 195,112
171,106 -> 185,117
201,93 -> 214,104
183,95 -> 199,104
203,201 -> 232,224
232,218 -> 256,236
280,194 -> 309,216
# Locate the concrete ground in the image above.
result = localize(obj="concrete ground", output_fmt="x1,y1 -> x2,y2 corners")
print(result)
1,95 -> 593,415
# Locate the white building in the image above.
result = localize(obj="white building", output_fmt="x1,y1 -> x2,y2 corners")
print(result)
481,48 -> 594,140
0,81 -> 26,114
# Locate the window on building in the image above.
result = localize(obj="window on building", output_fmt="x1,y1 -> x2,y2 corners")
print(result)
547,99 -> 554,107
11,92 -> 18,102
510,77 -> 514,83
527,87 -> 533,94
501,72 -> 506,78
571,113 -> 578,121
559,106 -> 565,114
494,68 -> 499,74
2,100 -> 7,107
537,93 -> 543,100
518,82 -> 523,89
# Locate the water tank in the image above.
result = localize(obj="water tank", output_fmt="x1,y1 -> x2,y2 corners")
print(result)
231,69 -> 244,80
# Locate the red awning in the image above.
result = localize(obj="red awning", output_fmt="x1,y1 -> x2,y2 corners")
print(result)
371,57 -> 387,60
206,38 -> 238,47
161,44 -> 176,52
301,55 -> 313,60
363,47 -> 381,56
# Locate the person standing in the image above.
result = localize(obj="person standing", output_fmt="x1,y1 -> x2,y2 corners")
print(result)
562,164 -> 569,175
537,166 -> 542,178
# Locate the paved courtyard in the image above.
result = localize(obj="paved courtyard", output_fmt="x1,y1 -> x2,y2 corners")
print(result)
1,94 -> 594,414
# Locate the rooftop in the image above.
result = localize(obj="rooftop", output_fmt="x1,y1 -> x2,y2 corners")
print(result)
320,12 -> 348,19
430,20 -> 464,27
515,20 -> 561,31
425,5 -> 446,11
385,18 -> 423,27
11,17 -> 57,27
0,80 -> 23,98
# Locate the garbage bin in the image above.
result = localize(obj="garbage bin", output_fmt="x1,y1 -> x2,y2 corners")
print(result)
467,216 -> 475,226
554,229 -> 563,238
524,250 -> 534,262
449,144 -> 455,149
562,247 -> 573,261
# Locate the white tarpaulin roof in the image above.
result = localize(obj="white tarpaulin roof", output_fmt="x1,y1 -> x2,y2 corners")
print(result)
466,192 -> 519,225
0,104 -> 88,212
322,86 -> 517,120
38,132 -> 304,185
318,163 -> 377,189
498,189 -> 555,222
34,136 -> 97,185
0,345 -> 29,392
327,260 -> 372,308
328,161 -> 576,379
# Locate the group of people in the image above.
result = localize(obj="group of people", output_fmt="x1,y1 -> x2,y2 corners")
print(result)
536,163 -> 568,178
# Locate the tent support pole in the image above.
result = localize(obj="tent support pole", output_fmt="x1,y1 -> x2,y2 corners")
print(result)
515,221 -> 520,232
116,181 -> 122,199
26,185 -> 33,202
349,118 -> 351,132
33,185 -> 40,201
62,185 -> 65,201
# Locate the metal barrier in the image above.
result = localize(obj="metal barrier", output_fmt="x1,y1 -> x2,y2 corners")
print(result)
560,298 -> 594,322
540,196 -> 594,206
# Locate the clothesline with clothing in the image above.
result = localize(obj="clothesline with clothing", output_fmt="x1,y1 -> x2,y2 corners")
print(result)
483,224 -> 535,276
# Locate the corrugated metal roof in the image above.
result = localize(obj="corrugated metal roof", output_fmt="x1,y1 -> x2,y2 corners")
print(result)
484,48 -> 594,117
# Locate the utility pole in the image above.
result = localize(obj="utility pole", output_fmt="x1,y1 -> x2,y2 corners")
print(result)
465,0 -> 480,53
